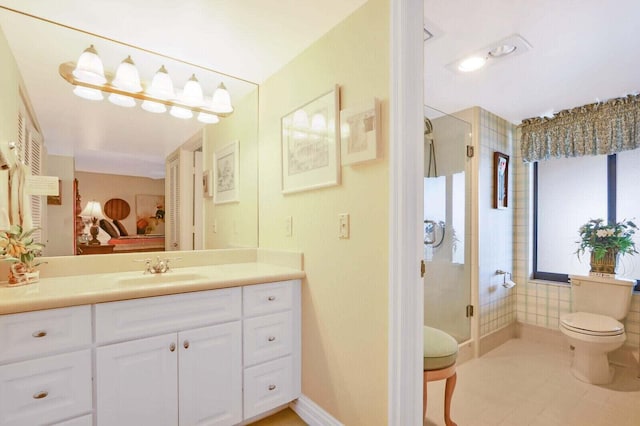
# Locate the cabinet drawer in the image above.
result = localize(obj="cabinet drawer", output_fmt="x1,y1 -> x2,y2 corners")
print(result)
52,414 -> 93,426
244,311 -> 292,366
0,350 -> 92,426
0,306 -> 92,363
243,356 -> 294,420
243,281 -> 294,317
95,287 -> 241,344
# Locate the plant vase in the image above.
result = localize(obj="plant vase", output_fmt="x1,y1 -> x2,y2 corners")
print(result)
589,249 -> 617,275
7,265 -> 40,287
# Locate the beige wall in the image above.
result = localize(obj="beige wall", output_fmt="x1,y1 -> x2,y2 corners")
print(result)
258,0 -> 390,424
75,171 -> 164,236
0,24 -> 20,221
203,88 -> 258,249
46,155 -> 75,256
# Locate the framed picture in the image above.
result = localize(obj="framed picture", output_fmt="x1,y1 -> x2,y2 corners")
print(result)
202,170 -> 213,198
281,85 -> 340,194
135,194 -> 165,235
493,151 -> 509,209
47,179 -> 62,205
340,98 -> 380,165
214,140 -> 240,204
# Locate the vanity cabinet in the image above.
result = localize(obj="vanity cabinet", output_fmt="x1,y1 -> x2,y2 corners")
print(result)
94,279 -> 300,425
95,288 -> 243,426
0,279 -> 301,426
0,306 -> 93,426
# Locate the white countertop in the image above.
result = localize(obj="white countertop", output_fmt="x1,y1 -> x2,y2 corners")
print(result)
0,262 -> 305,315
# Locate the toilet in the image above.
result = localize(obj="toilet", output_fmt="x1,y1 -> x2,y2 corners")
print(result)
559,275 -> 634,384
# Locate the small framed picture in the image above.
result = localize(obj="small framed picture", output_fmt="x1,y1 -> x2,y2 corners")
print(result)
281,85 -> 340,194
214,140 -> 240,204
340,98 -> 380,165
202,170 -> 213,198
493,151 -> 509,209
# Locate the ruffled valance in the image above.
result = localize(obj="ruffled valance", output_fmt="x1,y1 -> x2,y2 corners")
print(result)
520,94 -> 640,162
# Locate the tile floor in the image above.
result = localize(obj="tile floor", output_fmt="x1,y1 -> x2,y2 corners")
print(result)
426,338 -> 640,426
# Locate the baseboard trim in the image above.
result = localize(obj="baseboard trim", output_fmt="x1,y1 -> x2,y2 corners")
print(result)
289,394 -> 343,426
479,322 -> 517,356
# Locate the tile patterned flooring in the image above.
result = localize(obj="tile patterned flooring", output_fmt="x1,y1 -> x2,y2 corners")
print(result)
253,338 -> 640,425
426,338 -> 640,426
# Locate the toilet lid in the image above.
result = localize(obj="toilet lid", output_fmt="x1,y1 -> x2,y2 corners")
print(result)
560,312 -> 624,336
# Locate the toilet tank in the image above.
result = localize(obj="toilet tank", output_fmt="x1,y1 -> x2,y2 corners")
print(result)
569,275 -> 635,320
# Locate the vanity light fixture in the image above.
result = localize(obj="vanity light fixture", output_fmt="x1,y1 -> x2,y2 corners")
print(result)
448,34 -> 531,74
60,45 -> 234,123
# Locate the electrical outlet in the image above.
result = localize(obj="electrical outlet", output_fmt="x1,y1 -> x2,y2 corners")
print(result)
212,219 -> 217,233
285,216 -> 293,237
339,213 -> 350,239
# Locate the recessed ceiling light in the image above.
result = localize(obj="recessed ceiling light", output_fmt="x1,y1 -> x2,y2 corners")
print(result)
458,56 -> 487,72
488,44 -> 517,58
445,34 -> 532,74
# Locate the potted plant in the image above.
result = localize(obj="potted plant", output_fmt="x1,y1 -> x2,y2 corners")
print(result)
0,225 -> 45,286
576,218 -> 638,274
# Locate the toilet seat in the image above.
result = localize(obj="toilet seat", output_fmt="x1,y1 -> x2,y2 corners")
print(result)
560,312 -> 624,337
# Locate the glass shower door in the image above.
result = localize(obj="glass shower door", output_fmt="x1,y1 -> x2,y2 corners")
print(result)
423,105 -> 472,343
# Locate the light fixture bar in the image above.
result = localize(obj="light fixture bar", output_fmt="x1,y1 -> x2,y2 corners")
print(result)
59,62 -> 233,117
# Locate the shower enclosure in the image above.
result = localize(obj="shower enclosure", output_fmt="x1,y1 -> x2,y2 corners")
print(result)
423,105 -> 472,343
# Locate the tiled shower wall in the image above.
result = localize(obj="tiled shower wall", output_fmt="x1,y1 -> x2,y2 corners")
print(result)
477,108 -> 517,337
512,128 -> 640,348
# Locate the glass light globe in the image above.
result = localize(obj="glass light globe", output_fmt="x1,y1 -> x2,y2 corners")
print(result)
73,86 -> 103,101
72,45 -> 107,85
111,56 -> 142,92
210,83 -> 233,114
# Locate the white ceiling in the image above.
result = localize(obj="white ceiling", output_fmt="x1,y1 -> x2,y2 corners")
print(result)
424,0 -> 640,124
0,0 -> 367,178
5,0 -> 633,177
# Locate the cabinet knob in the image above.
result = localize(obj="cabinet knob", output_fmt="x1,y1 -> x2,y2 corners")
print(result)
268,336 -> 276,342
169,343 -> 176,352
268,384 -> 276,391
33,391 -> 49,399
267,296 -> 276,301
32,330 -> 47,338
183,340 -> 190,349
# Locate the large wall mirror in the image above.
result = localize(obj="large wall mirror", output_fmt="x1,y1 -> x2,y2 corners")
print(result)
0,5 -> 259,257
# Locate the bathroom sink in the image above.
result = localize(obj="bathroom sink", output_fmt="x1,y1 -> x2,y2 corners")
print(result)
115,272 -> 209,286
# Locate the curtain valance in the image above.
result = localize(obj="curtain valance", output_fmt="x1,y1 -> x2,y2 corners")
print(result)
520,94 -> 640,162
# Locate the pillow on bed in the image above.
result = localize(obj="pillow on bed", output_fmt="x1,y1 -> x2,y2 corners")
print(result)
99,219 -> 119,238
113,220 -> 129,236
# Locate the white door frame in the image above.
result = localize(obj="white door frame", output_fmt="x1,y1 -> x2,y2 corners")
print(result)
388,0 -> 424,425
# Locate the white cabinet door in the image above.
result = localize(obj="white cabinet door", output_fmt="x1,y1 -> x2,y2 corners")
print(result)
178,322 -> 242,426
96,333 -> 178,426
0,350 -> 92,426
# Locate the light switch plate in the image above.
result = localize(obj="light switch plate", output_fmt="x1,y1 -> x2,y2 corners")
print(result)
339,213 -> 350,239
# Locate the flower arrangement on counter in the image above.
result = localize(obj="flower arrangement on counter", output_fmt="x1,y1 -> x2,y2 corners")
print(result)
0,225 -> 45,285
575,218 -> 638,260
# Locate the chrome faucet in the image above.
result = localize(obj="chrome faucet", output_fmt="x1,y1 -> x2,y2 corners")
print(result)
144,256 -> 171,274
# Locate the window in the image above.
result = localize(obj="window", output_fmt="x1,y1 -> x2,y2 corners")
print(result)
534,151 -> 640,291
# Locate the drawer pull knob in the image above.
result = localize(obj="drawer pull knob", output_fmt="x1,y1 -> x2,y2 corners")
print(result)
268,336 -> 276,342
32,331 -> 47,338
170,343 -> 176,352
268,384 -> 276,391
183,340 -> 190,349
267,296 -> 276,301
33,391 -> 48,399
